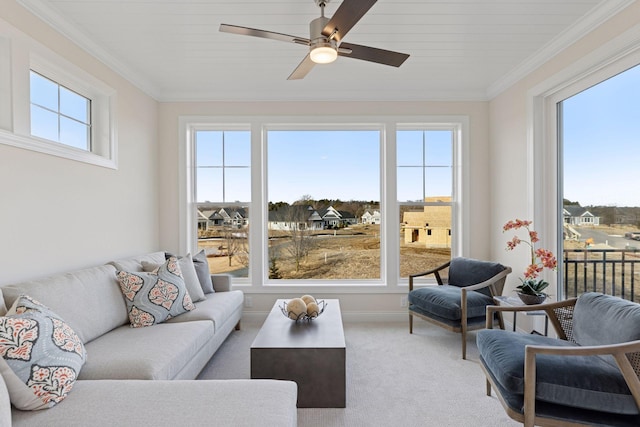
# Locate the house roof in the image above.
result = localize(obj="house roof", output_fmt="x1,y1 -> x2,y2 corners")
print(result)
564,206 -> 594,217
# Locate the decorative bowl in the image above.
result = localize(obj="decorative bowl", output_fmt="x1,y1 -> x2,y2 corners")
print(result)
517,292 -> 547,305
280,299 -> 327,322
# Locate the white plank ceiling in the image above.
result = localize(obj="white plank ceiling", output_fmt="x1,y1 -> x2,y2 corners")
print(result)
18,0 -> 631,102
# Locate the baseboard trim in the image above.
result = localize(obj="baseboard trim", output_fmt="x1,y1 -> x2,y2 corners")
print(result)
242,310 -> 407,324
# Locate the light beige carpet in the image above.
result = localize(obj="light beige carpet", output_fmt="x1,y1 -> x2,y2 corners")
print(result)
197,321 -> 520,427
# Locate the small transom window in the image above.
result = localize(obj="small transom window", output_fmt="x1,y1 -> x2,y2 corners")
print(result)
30,70 -> 91,150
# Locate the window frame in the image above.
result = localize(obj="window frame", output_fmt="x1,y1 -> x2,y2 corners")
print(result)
529,24 -> 640,300
179,115 -> 469,294
0,23 -> 117,169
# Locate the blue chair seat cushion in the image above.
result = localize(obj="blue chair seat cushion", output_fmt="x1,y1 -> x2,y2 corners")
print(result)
477,329 -> 638,415
408,285 -> 494,321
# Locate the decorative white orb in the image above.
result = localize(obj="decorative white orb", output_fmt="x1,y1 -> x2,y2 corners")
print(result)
306,301 -> 320,318
286,298 -> 307,320
301,294 -> 316,305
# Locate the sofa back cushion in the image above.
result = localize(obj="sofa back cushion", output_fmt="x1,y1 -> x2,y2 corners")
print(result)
573,292 -> 640,346
108,251 -> 166,273
1,265 -> 128,344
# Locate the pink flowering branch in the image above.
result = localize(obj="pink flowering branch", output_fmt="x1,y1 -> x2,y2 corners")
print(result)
503,219 -> 557,280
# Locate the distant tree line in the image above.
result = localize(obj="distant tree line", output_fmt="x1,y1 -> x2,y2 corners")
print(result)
268,196 -> 380,220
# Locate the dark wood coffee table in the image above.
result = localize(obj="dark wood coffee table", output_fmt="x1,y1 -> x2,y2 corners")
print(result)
250,299 -> 346,408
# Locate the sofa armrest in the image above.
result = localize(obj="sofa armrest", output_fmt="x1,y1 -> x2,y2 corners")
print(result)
523,339 -> 640,427
211,274 -> 232,292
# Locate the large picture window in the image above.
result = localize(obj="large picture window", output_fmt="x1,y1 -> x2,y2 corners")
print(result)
266,129 -> 381,281
184,117 -> 464,288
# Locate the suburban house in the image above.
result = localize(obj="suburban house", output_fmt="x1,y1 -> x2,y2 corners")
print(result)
267,205 -> 357,230
361,210 -> 381,225
563,206 -> 601,226
402,197 -> 452,248
2,1 -> 640,423
198,207 -> 248,230
268,205 -> 323,231
318,206 -> 357,228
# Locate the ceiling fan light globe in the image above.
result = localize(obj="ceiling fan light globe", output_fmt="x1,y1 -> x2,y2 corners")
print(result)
310,46 -> 337,64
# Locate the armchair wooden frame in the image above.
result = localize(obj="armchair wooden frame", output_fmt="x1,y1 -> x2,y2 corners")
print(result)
409,261 -> 511,359
483,299 -> 640,427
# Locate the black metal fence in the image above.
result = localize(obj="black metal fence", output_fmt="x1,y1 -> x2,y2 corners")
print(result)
563,248 -> 640,303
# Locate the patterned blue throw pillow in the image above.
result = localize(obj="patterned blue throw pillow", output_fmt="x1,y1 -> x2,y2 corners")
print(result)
0,295 -> 87,410
116,256 -> 195,327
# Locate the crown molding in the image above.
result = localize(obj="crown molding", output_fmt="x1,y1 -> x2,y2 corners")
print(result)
17,0 -> 161,100
19,0 -> 632,103
486,0 -> 636,100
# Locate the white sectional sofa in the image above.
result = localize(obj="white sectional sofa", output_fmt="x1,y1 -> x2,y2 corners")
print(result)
0,251 -> 297,427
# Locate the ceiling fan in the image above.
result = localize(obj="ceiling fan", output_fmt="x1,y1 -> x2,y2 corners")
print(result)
219,0 -> 409,80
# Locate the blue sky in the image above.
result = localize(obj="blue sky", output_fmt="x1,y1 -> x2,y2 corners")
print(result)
30,71 -> 90,150
267,130 -> 380,204
562,64 -> 640,207
196,128 -> 454,204
193,65 -> 639,208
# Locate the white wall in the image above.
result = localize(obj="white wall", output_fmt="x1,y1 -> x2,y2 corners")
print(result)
489,2 -> 640,297
0,2 -> 160,285
3,0 -> 636,320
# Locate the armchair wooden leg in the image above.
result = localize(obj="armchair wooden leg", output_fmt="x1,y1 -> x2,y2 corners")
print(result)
486,379 -> 491,396
409,312 -> 413,334
235,321 -> 241,331
461,329 -> 467,360
461,290 -> 467,360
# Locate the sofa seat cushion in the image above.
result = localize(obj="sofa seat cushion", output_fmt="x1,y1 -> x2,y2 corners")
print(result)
0,265 -> 128,344
11,379 -> 298,427
477,329 -> 639,415
166,290 -> 243,332
0,373 -> 10,427
408,285 -> 494,320
79,321 -> 213,380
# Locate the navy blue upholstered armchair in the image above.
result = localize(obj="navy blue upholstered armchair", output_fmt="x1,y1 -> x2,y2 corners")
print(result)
478,293 -> 640,426
408,257 -> 511,359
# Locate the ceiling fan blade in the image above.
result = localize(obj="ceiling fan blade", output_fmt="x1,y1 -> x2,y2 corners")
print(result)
287,54 -> 316,80
322,0 -> 377,43
220,24 -> 310,45
337,42 -> 409,67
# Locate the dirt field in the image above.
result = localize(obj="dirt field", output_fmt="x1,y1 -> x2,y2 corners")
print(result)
199,224 -> 451,279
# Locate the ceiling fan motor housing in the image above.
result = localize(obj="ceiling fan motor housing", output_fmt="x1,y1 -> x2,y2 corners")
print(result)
310,16 -> 335,49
